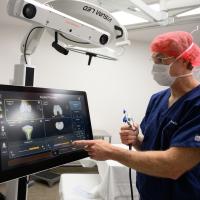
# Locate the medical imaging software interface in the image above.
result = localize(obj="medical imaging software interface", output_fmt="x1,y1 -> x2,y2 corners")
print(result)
0,91 -> 91,171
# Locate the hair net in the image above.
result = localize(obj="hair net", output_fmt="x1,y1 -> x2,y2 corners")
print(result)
150,31 -> 200,67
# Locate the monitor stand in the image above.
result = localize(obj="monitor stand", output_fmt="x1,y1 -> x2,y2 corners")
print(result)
3,63 -> 35,200
0,193 -> 5,200
6,177 -> 28,200
4,60 -> 59,200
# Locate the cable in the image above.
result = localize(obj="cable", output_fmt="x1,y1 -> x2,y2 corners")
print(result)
24,27 -> 115,64
123,110 -> 134,200
129,144 -> 134,200
24,26 -> 44,64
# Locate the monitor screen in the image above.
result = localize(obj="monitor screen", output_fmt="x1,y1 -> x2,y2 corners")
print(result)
0,85 -> 93,183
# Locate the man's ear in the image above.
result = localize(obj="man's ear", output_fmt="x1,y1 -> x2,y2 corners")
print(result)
187,64 -> 193,70
182,59 -> 193,70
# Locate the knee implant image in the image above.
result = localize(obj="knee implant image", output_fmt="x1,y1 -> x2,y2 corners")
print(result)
55,122 -> 64,131
20,101 -> 32,113
22,125 -> 33,141
53,105 -> 63,116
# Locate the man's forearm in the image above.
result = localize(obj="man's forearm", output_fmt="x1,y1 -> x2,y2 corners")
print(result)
108,146 -> 179,179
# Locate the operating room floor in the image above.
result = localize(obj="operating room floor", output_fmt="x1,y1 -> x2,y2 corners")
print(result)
0,166 -> 98,200
0,181 -> 59,200
28,181 -> 59,200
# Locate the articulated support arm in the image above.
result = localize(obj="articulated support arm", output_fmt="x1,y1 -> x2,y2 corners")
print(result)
7,0 -> 130,65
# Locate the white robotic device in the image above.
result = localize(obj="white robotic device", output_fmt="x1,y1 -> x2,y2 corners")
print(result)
6,1 -> 130,200
5,1 -> 131,200
7,0 -> 130,66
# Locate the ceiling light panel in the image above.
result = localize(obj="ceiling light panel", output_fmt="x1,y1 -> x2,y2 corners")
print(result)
112,11 -> 148,25
177,7 -> 200,17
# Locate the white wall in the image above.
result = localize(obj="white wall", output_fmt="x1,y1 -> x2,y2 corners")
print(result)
0,24 -> 164,143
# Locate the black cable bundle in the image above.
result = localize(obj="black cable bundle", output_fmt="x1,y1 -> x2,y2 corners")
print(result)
129,144 -> 134,200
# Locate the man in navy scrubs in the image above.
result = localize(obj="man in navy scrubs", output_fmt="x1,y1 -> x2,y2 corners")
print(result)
74,31 -> 200,200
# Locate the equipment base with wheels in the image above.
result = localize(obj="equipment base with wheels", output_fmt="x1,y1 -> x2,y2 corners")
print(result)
31,171 -> 60,187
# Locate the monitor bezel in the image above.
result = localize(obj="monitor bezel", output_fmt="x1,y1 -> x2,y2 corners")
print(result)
0,84 -> 93,183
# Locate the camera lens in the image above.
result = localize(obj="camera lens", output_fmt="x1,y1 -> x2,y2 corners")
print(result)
23,4 -> 37,19
100,34 -> 109,45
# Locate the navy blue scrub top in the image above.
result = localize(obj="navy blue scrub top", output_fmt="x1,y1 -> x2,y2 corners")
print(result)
137,85 -> 200,200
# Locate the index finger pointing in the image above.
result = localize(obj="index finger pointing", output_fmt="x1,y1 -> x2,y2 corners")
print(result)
73,140 -> 94,146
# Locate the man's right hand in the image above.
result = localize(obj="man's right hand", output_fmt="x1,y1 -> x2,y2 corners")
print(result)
120,123 -> 141,149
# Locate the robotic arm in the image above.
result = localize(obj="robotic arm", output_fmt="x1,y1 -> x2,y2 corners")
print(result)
7,0 -> 130,65
7,0 -> 110,47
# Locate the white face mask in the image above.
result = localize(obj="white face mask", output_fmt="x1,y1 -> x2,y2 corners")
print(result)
152,62 -> 192,86
152,43 -> 194,86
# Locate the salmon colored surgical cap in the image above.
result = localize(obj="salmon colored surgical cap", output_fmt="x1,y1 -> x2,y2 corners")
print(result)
150,31 -> 200,67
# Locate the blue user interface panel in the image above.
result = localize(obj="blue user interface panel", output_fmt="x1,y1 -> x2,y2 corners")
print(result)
0,85 -> 92,181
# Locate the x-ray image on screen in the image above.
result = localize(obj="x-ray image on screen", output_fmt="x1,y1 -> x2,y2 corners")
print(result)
53,105 -> 63,116
43,99 -> 71,118
55,121 -> 64,130
7,121 -> 45,142
5,100 -> 43,121
22,125 -> 33,141
20,100 -> 32,113
45,118 -> 73,137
